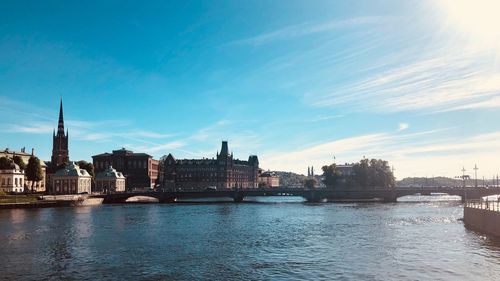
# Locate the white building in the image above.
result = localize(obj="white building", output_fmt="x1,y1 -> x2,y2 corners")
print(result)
52,162 -> 92,194
95,166 -> 126,193
0,164 -> 25,193
0,148 -> 47,192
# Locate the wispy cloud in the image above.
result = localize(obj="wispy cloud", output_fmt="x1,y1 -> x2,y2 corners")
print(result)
398,123 -> 409,131
233,17 -> 383,46
308,47 -> 500,113
3,122 -> 53,134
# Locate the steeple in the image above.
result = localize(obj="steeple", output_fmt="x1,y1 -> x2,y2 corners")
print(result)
220,141 -> 229,156
57,98 -> 65,135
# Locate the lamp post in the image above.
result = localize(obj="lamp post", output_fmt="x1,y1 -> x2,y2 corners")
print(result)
474,164 -> 478,188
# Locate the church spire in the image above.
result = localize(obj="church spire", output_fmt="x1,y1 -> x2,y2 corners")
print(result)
57,98 -> 65,135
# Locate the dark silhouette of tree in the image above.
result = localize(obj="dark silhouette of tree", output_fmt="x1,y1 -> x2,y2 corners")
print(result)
12,156 -> 26,171
0,157 -> 15,169
76,161 -> 95,178
321,164 -> 340,187
25,156 -> 43,192
304,178 -> 317,189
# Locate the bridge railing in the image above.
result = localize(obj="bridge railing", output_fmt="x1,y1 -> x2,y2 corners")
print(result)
465,199 -> 500,212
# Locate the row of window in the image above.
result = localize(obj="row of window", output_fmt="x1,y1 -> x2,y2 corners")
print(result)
0,177 -> 24,187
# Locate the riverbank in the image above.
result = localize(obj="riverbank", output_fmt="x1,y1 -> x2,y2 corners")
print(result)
464,200 -> 500,237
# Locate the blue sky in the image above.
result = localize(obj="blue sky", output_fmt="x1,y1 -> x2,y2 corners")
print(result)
1,0 -> 500,179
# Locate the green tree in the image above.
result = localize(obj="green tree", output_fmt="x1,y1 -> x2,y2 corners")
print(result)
12,156 -> 26,171
76,160 -> 95,178
352,158 -> 394,189
352,159 -> 370,187
321,164 -> 340,188
0,157 -> 15,169
25,156 -> 43,192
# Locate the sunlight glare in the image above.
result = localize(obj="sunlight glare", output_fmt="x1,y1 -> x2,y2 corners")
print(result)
438,0 -> 500,47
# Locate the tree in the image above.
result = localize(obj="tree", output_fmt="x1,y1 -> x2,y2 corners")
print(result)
25,156 -> 43,192
12,156 -> 26,171
76,161 -> 95,178
321,164 -> 340,188
0,157 -> 15,169
304,178 -> 317,189
352,158 -> 394,189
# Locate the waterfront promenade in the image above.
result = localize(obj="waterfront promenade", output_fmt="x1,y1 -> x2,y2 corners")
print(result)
464,199 -> 500,237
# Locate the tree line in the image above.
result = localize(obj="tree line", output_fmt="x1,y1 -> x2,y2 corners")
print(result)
321,158 -> 395,189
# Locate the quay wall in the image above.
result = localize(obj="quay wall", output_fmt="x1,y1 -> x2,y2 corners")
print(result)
464,207 -> 500,237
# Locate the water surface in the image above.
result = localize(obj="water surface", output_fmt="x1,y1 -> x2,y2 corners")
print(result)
1,196 -> 499,280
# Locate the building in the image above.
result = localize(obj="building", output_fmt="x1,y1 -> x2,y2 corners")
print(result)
0,148 -> 47,192
0,163 -> 24,193
95,166 -> 126,193
51,162 -> 92,194
337,164 -> 355,176
52,99 -> 69,167
258,170 -> 280,187
159,141 -> 259,190
46,99 -> 70,193
92,148 -> 159,190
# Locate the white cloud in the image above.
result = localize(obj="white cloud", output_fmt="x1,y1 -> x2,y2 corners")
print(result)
233,17 -> 383,46
308,47 -> 500,113
261,129 -> 500,180
398,123 -> 409,131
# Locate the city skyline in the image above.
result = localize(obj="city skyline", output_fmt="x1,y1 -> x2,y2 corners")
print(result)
1,1 -> 500,179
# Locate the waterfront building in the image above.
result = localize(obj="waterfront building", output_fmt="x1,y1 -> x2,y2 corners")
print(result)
51,162 -> 92,194
258,170 -> 280,187
95,166 -> 126,193
92,148 -> 159,190
0,148 -> 47,192
46,99 -> 70,193
159,141 -> 259,190
337,163 -> 355,176
0,163 -> 24,193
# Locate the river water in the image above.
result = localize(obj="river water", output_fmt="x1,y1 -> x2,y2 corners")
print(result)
1,196 -> 500,280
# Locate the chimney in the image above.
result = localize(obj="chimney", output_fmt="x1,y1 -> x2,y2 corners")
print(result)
31,148 -> 34,155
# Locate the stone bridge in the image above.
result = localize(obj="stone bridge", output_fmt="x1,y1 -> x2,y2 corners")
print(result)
93,186 -> 500,203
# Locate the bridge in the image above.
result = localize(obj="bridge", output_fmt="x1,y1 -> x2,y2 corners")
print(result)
94,186 -> 500,203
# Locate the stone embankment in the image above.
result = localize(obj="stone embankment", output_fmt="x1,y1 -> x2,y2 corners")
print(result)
464,199 -> 500,237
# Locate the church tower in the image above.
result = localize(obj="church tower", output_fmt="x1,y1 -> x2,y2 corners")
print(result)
51,99 -> 69,167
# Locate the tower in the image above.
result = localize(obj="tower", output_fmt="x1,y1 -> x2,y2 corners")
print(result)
51,99 -> 69,167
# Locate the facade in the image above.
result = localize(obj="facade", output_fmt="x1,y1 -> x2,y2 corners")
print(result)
0,148 -> 47,192
0,164 -> 25,193
51,162 -> 92,194
258,170 -> 280,187
92,148 -> 159,190
95,166 -> 126,193
160,141 -> 259,191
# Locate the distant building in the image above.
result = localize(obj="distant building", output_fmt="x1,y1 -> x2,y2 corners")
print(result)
92,148 -> 159,190
0,163 -> 24,193
52,99 -> 70,167
0,148 -> 47,192
51,162 -> 92,194
46,99 -> 70,193
160,141 -> 259,190
337,164 -> 355,176
95,166 -> 126,193
258,170 -> 280,187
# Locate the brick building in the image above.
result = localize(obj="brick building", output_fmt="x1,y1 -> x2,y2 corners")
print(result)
92,148 -> 158,190
258,170 -> 280,187
159,141 -> 259,191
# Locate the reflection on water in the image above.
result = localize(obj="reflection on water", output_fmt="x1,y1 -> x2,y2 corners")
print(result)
1,196 -> 500,280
